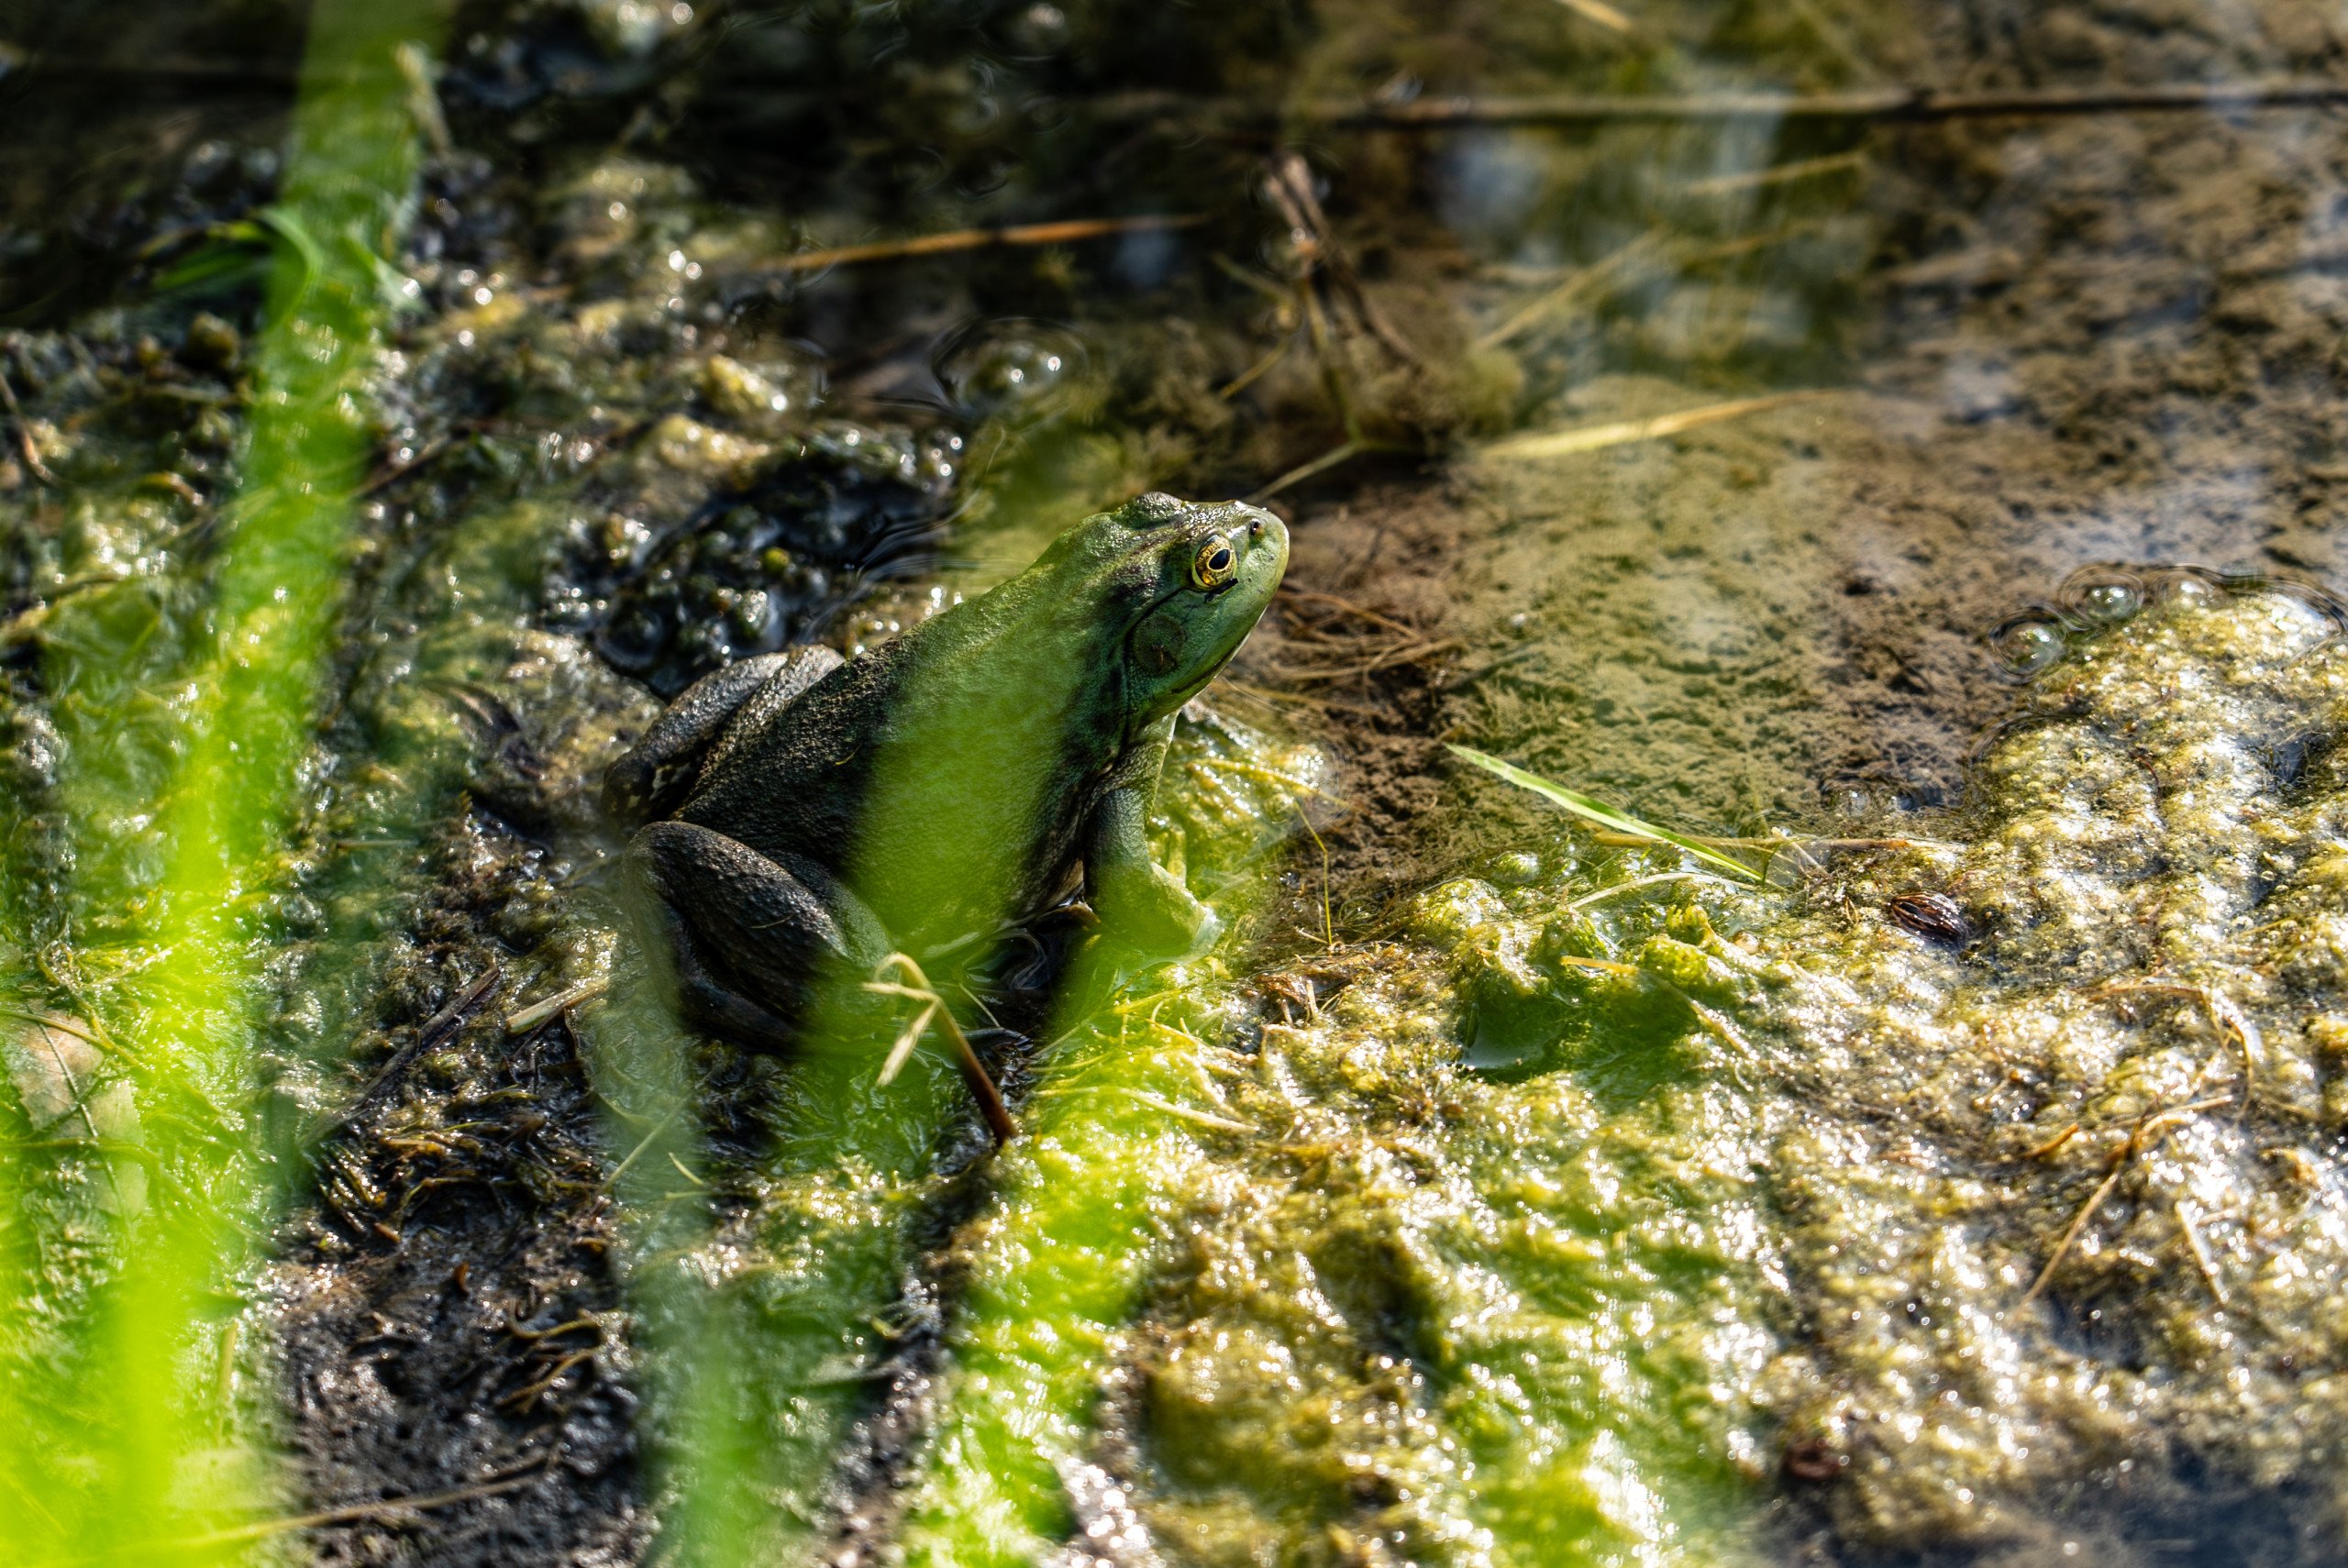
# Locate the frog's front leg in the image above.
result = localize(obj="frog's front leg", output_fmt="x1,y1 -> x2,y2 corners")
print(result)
624,820 -> 888,1050
1084,720 -> 1219,955
604,646 -> 841,829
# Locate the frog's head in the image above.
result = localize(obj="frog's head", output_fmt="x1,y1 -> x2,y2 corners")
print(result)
1031,491 -> 1289,737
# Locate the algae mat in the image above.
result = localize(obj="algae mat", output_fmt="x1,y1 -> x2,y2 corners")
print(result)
1117,581 -> 2348,1566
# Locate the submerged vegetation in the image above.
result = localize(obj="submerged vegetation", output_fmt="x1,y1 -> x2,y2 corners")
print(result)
6,0 -> 2348,1563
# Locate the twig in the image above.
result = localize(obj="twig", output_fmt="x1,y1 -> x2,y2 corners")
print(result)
2017,1100 -> 2215,1309
1125,1088 -> 1255,1134
1219,335 -> 1295,400
2019,1153 -> 2130,1309
393,42 -> 451,159
875,999 -> 939,1086
1191,755 -> 1350,806
864,955 -> 1018,1144
1556,954 -> 1641,977
2088,979 -> 2261,1110
2021,1122 -> 2081,1160
1248,437 -> 1391,502
1476,227 -> 1668,350
360,431 -> 455,495
1314,79 -> 2348,129
504,976 -> 606,1035
1677,149 -> 1869,197
1482,391 -> 1833,462
106,1452 -> 554,1556
2176,1200 -> 2228,1306
1267,637 -> 1463,682
1277,587 -> 1424,639
1217,679 -> 1397,723
768,214 -> 1202,275
604,1104 -> 684,1191
320,965 -> 502,1142
1260,152 -> 1422,369
1567,870 -> 1744,910
1291,799 -> 1334,950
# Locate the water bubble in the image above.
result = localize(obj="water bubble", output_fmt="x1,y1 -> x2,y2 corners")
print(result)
933,319 -> 1085,421
2056,567 -> 2144,625
2077,580 -> 2141,622
1989,615 -> 2066,679
1485,850 -> 1541,887
2151,570 -> 2222,608
1007,3 -> 1069,56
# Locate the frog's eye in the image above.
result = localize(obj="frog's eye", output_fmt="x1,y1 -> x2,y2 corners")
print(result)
1191,534 -> 1238,590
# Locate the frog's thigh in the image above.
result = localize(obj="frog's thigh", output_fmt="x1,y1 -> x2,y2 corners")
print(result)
626,821 -> 882,1047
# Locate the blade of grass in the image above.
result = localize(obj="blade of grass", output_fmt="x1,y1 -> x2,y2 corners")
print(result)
1446,745 -> 1763,882
0,6 -> 447,1562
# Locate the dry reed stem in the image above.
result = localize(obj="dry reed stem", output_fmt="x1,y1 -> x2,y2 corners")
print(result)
126,1452 -> 555,1555
770,214 -> 1202,274
865,955 -> 1018,1144
2017,1098 -> 2228,1309
1482,390 -> 1833,462
1315,80 -> 2348,128
1549,0 -> 1634,31
2088,978 -> 2261,1110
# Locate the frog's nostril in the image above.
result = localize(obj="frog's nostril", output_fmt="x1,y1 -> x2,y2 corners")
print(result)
1248,518 -> 1263,536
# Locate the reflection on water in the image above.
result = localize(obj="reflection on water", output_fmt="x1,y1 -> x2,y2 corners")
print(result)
7,0 -> 2348,1563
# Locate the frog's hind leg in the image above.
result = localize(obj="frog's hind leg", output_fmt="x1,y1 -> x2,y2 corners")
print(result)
603,646 -> 842,829
624,820 -> 885,1051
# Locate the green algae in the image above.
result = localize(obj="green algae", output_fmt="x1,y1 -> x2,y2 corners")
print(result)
892,717 -> 1333,1567
983,584 -> 2348,1565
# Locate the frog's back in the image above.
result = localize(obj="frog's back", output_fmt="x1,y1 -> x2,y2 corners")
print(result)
675,590 -> 1120,940
674,637 -> 910,870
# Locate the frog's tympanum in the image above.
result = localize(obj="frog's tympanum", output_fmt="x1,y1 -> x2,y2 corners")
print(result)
604,492 -> 1290,1048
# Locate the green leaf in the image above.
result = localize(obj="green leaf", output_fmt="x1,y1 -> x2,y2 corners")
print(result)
1445,745 -> 1764,883
150,229 -> 274,298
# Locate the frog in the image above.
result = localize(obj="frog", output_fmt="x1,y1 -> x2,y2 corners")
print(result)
604,491 -> 1290,1050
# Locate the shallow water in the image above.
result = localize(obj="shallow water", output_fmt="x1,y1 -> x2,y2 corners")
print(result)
6,0 -> 2348,1564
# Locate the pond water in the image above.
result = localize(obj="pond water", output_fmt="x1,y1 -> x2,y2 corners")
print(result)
6,1 -> 2348,1565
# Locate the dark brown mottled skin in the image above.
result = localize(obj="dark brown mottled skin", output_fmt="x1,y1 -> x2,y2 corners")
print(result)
604,491 -> 1289,1047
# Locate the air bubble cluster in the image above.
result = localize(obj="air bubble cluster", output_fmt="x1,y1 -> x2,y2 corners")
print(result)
1988,565 -> 2346,680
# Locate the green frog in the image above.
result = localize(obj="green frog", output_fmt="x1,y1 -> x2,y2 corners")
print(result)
604,491 -> 1290,1049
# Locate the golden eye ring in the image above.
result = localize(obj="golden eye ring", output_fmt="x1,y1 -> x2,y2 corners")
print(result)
1192,533 -> 1238,590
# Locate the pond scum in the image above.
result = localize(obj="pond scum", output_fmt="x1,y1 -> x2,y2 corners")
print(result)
9,3 -> 2348,1567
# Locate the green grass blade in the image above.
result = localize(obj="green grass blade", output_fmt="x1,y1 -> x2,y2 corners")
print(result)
1446,745 -> 1763,883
